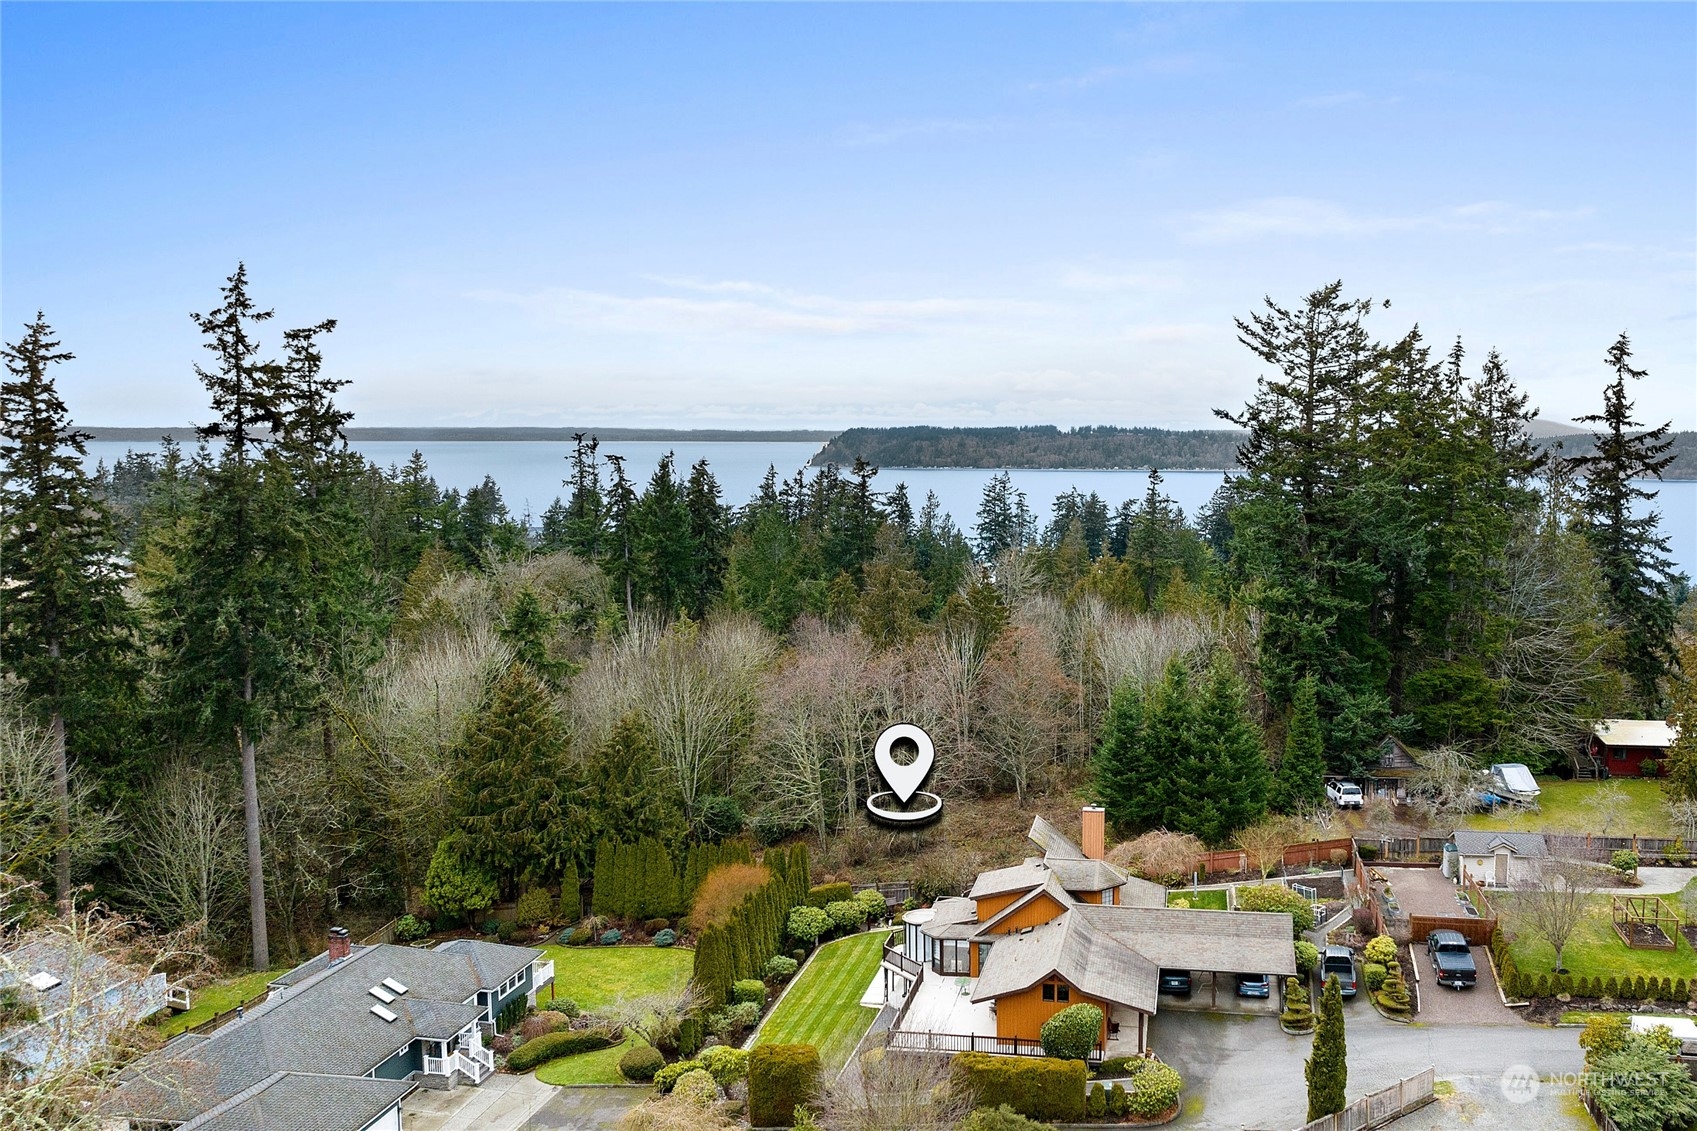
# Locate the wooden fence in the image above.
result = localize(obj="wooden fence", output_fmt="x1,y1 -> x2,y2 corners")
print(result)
1194,837 -> 1356,878
1582,1088 -> 1622,1131
181,983 -> 274,1036
1355,836 -> 1451,862
1547,833 -> 1686,862
1290,1067 -> 1436,1131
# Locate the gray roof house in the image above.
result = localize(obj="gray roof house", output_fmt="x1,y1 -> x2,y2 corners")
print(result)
106,930 -> 553,1131
1451,830 -> 1549,887
0,936 -> 171,1080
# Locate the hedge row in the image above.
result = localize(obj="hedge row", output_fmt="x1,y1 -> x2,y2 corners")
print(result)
951,1052 -> 1088,1122
693,845 -> 811,1005
749,1043 -> 821,1128
505,1028 -> 616,1072
1490,930 -> 1691,1002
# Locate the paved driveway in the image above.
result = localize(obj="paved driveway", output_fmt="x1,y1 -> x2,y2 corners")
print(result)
1151,1007 -> 1586,1130
520,1086 -> 646,1130
1409,941 -> 1513,1025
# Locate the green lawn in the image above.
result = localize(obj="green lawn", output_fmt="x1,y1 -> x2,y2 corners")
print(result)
154,968 -> 283,1038
1501,893 -> 1697,983
1462,777 -> 1672,836
537,944 -> 693,1012
756,930 -> 894,1076
1168,889 -> 1228,910
535,1036 -> 640,1085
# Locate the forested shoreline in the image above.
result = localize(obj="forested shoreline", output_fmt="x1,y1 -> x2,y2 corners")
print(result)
3,270 -> 1691,994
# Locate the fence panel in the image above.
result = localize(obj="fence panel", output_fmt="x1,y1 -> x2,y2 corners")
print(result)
1290,1068 -> 1435,1131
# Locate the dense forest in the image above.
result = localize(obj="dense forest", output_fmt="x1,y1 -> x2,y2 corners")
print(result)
816,422 -> 1697,477
2,271 -> 1691,982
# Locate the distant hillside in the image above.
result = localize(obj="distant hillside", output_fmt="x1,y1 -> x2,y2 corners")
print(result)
816,424 -> 1697,478
87,426 -> 837,444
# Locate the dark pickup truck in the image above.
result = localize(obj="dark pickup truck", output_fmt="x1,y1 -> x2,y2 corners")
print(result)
1426,929 -> 1478,989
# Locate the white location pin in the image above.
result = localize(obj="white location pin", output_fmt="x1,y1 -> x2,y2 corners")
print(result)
874,724 -> 934,804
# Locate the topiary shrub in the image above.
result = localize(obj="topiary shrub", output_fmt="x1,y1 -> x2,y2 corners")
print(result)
653,928 -> 677,948
394,914 -> 431,942
749,1043 -> 822,1127
1125,1062 -> 1183,1118
764,955 -> 800,982
1378,960 -> 1412,1015
543,997 -> 580,1018
677,1014 -> 704,1058
505,1028 -> 615,1072
950,1051 -> 1087,1122
654,1058 -> 705,1094
732,979 -> 768,1007
1363,962 -> 1387,992
1294,940 -> 1320,978
1363,935 -> 1397,965
599,928 -> 623,946
1235,884 -> 1316,935
1087,1083 -> 1107,1118
787,905 -> 831,947
806,882 -> 853,908
1039,1003 -> 1103,1062
619,1044 -> 665,1082
672,1068 -> 720,1108
699,1044 -> 751,1090
567,926 -> 593,946
1635,975 -> 1649,1000
515,888 -> 554,928
1108,1083 -> 1129,1117
1280,977 -> 1314,1032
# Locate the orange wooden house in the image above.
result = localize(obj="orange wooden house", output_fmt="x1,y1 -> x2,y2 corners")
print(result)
886,809 -> 1297,1057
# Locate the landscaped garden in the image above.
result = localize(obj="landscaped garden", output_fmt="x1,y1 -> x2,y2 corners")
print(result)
1166,888 -> 1228,910
1500,893 -> 1697,984
1462,777 -> 1673,836
153,968 -> 283,1038
756,929 -> 896,1075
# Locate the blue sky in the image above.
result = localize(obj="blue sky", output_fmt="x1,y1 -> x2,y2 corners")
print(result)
4,3 -> 1692,429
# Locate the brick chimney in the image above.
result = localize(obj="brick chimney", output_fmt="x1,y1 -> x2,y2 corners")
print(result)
1081,806 -> 1106,860
327,926 -> 351,964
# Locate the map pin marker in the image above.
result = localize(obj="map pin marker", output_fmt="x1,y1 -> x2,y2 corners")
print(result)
874,724 -> 934,804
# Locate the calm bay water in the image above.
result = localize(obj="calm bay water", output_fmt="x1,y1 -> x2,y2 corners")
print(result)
83,438 -> 1696,579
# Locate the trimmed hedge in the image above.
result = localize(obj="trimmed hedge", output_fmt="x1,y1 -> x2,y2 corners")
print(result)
749,1043 -> 821,1127
619,1044 -> 664,1082
806,882 -> 854,908
505,1028 -> 615,1072
1126,1063 -> 1183,1118
732,978 -> 768,1006
1235,884 -> 1315,935
1040,1003 -> 1103,1062
951,1051 -> 1087,1122
654,1058 -> 704,1094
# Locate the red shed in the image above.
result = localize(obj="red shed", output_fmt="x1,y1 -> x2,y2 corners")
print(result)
1588,719 -> 1677,779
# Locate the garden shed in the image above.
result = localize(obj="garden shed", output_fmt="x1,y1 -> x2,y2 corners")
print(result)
1451,830 -> 1548,888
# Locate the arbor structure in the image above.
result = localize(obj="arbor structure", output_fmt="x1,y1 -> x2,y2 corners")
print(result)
0,314 -> 136,904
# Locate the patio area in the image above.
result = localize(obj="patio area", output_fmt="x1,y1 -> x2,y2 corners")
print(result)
894,970 -> 997,1038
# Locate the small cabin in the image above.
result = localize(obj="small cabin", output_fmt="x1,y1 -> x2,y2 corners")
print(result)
1587,720 -> 1677,779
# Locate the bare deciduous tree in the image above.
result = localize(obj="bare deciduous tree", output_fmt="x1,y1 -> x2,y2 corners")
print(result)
1406,745 -> 1482,831
1584,782 -> 1631,838
0,692 -> 113,890
116,762 -> 245,943
1107,830 -> 1205,882
978,625 -> 1075,802
1236,817 -> 1295,879
823,1039 -> 973,1131
1510,857 -> 1590,974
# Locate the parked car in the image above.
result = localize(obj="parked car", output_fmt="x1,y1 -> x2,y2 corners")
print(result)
1319,947 -> 1358,996
1425,929 -> 1478,989
1158,969 -> 1192,996
1325,781 -> 1364,809
1235,973 -> 1271,998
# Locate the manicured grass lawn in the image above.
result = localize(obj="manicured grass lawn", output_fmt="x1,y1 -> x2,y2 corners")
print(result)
757,930 -> 895,1077
154,968 -> 282,1038
1462,777 -> 1672,836
534,1036 -> 639,1085
1501,893 -> 1697,983
537,944 -> 693,1012
1168,889 -> 1228,910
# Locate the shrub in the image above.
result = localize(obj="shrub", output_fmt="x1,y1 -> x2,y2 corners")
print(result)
1641,759 -> 1660,778
1581,1015 -> 1632,1066
619,1044 -> 665,1082
749,1043 -> 822,1127
654,1058 -> 705,1093
644,917 -> 671,934
825,900 -> 868,931
505,1028 -> 615,1072
732,979 -> 768,1006
543,997 -> 580,1018
709,1001 -> 761,1041
567,926 -> 593,946
521,1012 -> 569,1041
1362,962 -> 1387,992
1126,1063 -> 1183,1118
950,1052 -> 1087,1122
1281,977 -> 1314,1032
677,1014 -> 704,1058
852,888 -> 888,921
482,918 -> 502,937
394,914 -> 431,942
1087,1083 -> 1108,1118
690,863 -> 774,932
960,1106 -> 1046,1131
497,998 -> 526,1034
1612,849 -> 1641,875
515,888 -> 555,927
1363,935 -> 1397,965
1108,1083 -> 1128,1117
763,955 -> 800,982
1235,884 -> 1316,934
806,882 -> 853,908
1294,940 -> 1320,978
600,929 -> 623,946
1039,1003 -> 1103,1062
1378,960 -> 1412,1015
699,1044 -> 751,1089
1094,1056 -> 1147,1079
653,928 -> 677,948
673,1068 -> 720,1108
787,906 -> 831,946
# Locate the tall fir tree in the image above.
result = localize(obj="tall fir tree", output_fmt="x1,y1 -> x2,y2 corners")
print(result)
1271,676 -> 1327,814
563,433 -> 607,558
683,457 -> 730,618
1093,681 -> 1159,833
633,452 -> 694,613
0,314 -> 138,903
1191,656 -> 1270,845
1567,333 -> 1679,712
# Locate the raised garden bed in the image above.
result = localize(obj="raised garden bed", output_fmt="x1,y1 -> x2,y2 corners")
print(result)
1613,895 -> 1679,951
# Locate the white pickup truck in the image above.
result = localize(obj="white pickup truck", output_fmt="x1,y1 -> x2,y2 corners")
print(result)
1326,780 -> 1364,809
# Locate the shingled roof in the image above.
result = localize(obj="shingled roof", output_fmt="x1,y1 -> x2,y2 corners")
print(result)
971,911 -> 1159,1014
175,1072 -> 414,1131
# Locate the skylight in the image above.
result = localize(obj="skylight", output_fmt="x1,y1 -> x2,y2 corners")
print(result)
368,986 -> 395,1004
382,977 -> 408,995
370,1004 -> 398,1023
27,972 -> 62,991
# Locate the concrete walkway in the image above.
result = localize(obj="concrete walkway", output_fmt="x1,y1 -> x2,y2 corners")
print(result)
401,1074 -> 561,1131
1612,867 -> 1694,896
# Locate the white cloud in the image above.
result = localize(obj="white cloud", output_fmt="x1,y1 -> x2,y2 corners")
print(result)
1179,196 -> 1592,242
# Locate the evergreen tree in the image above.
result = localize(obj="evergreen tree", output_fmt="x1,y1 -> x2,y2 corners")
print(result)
500,588 -> 564,685
558,859 -> 582,923
604,454 -> 638,620
633,452 -> 694,613
1272,677 -> 1327,814
0,314 -> 138,903
1306,975 -> 1348,1120
1192,656 -> 1270,844
452,665 -> 581,887
683,457 -> 729,618
693,925 -> 733,1004
1567,333 -> 1679,712
564,433 -> 606,558
974,472 -> 1034,561
1093,681 -> 1159,833
857,526 -> 930,647
593,838 -> 617,917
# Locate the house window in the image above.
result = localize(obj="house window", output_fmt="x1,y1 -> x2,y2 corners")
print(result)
937,939 -> 970,975
1041,981 -> 1070,1003
976,942 -> 992,971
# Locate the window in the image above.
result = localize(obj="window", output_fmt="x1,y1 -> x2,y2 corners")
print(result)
1041,981 -> 1070,1002
976,942 -> 992,970
938,939 -> 970,976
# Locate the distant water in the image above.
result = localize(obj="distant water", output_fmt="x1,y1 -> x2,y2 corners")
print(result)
82,438 -> 1695,580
